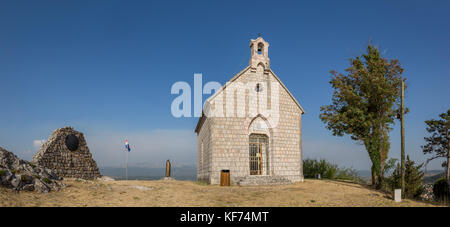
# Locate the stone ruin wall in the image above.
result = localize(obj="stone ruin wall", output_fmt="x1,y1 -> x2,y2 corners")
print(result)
32,127 -> 101,180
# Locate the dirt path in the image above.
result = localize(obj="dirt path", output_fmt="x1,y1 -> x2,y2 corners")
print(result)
0,179 -> 439,207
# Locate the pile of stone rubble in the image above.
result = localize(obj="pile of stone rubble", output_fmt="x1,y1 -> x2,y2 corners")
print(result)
0,147 -> 64,193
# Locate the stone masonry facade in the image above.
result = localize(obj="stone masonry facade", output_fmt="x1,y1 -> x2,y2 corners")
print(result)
195,37 -> 304,185
32,127 -> 101,180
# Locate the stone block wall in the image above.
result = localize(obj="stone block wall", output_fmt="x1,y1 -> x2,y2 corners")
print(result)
197,117 -> 213,182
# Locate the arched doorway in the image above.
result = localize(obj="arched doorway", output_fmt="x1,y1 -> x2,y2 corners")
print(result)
249,134 -> 269,175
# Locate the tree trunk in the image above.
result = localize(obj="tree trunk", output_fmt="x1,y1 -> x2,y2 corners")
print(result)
370,165 -> 377,186
379,160 -> 385,189
379,131 -> 388,190
446,125 -> 449,181
371,165 -> 376,186
366,137 -> 382,189
446,152 -> 449,181
371,165 -> 381,189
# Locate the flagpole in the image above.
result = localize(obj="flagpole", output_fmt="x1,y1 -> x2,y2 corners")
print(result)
126,150 -> 128,180
124,139 -> 130,181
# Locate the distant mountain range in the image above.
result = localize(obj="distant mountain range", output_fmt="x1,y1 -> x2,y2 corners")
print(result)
100,166 -> 445,183
423,171 -> 445,184
101,167 -> 377,182
357,170 -> 371,178
354,170 -> 445,184
99,166 -> 197,181
357,170 -> 444,184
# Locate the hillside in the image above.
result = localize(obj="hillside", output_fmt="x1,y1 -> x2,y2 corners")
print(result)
0,179 -> 439,207
424,171 -> 445,184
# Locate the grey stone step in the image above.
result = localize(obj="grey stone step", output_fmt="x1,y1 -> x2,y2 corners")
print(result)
237,175 -> 292,186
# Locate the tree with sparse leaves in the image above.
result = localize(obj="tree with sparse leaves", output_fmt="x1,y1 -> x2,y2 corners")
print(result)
422,110 -> 450,180
320,44 -> 405,189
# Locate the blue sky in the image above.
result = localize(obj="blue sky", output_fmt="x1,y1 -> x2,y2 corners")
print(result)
0,1 -> 449,170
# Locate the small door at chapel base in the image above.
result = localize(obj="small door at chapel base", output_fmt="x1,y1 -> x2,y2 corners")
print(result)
249,134 -> 268,175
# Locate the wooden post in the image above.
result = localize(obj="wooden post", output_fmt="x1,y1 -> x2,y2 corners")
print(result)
165,160 -> 171,178
400,81 -> 406,197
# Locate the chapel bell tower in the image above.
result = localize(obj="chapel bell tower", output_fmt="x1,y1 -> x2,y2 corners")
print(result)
249,36 -> 270,70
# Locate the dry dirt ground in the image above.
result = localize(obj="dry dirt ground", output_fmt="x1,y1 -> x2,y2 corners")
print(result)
0,179 -> 440,207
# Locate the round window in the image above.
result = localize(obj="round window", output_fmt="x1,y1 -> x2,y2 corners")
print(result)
65,134 -> 79,151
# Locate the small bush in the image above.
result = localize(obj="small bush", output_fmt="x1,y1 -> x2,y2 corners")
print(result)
42,178 -> 52,184
303,159 -> 336,179
389,156 -> 424,199
303,158 -> 362,183
433,178 -> 450,203
0,169 -> 6,176
336,167 -> 362,182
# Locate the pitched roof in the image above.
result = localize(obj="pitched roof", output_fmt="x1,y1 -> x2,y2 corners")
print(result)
195,66 -> 305,133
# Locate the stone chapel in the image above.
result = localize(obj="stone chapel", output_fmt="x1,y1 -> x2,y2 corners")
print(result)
195,37 -> 305,185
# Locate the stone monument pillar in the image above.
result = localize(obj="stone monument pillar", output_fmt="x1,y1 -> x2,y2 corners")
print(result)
165,159 -> 171,177
32,126 -> 101,180
162,159 -> 174,181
